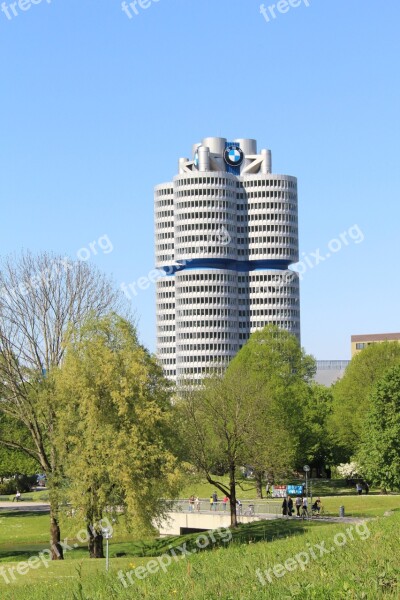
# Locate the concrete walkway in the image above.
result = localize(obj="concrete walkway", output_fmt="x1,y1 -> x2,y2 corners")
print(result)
0,501 -> 50,512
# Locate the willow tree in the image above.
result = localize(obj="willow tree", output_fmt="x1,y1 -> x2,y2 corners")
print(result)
53,314 -> 181,558
0,251 -> 121,559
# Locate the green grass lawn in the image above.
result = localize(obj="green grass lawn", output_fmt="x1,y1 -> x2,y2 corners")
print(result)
0,491 -> 398,599
0,490 -> 49,503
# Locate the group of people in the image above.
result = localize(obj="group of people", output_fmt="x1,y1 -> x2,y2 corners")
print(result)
188,492 -> 232,512
187,493 -> 232,512
209,492 -> 230,511
282,495 -> 322,517
188,495 -> 200,512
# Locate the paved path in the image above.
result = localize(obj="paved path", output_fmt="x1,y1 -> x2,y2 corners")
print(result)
0,501 -> 50,512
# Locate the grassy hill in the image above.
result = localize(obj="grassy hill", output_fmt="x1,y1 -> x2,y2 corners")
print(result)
0,505 -> 398,599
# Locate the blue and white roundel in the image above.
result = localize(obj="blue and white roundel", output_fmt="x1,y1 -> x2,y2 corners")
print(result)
224,145 -> 244,167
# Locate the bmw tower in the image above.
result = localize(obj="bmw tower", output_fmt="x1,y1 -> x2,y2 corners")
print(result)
155,137 -> 300,386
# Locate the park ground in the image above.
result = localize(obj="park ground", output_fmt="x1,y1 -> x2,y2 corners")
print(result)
0,481 -> 399,599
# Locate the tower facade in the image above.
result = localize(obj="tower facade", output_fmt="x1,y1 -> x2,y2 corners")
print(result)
155,137 -> 300,385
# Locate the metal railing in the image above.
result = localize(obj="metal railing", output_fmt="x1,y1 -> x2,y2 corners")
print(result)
169,499 -> 281,516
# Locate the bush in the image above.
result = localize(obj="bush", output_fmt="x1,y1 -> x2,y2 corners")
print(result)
17,474 -> 37,492
0,480 -> 17,495
0,474 -> 37,495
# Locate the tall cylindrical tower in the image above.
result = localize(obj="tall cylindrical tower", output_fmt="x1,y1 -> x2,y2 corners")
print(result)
155,138 -> 300,385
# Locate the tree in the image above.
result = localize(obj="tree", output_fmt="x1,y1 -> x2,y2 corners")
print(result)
177,371 -> 259,528
358,366 -> 400,492
0,415 -> 38,481
227,325 -> 316,495
329,342 -> 400,460
177,325 -> 316,523
300,384 -> 336,478
53,314 -> 181,557
0,251 -> 122,559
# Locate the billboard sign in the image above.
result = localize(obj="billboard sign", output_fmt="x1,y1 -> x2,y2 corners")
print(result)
287,485 -> 304,496
272,485 -> 287,498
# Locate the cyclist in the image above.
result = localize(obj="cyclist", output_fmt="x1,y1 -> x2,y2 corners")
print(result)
312,497 -> 322,515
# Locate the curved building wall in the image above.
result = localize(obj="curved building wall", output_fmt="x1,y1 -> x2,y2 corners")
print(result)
155,183 -> 175,270
175,269 -> 239,384
174,172 -> 237,263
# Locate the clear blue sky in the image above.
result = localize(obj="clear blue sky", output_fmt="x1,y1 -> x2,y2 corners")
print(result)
1,0 -> 399,360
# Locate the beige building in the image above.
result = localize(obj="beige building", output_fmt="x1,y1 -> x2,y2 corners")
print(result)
351,333 -> 400,357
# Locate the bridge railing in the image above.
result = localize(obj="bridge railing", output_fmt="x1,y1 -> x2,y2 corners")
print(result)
168,499 -> 282,516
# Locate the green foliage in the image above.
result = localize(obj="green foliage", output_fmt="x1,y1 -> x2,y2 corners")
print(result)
177,325 -> 317,512
300,384 -> 336,474
0,415 -> 39,478
0,475 -> 37,495
177,369 -> 259,512
227,325 -> 317,475
0,480 -> 18,495
229,325 -> 316,384
358,366 -> 400,491
54,313 -> 182,537
330,342 -> 400,460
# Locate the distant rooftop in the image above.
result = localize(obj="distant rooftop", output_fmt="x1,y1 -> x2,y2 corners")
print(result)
314,360 -> 350,387
351,333 -> 400,342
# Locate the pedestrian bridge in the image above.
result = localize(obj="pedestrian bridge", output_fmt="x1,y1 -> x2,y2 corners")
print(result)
159,499 -> 282,536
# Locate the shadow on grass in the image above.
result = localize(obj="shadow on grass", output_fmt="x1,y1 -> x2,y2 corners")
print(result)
0,549 -> 46,562
115,518 -> 331,559
0,510 -> 49,518
0,519 -> 335,564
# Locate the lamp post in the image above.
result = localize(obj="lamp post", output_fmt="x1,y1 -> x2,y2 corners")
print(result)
303,465 -> 310,517
102,527 -> 112,572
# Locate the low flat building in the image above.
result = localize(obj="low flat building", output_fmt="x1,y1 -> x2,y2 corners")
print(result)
351,333 -> 400,357
314,360 -> 350,387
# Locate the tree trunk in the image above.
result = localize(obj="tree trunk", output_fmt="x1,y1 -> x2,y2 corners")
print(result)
255,471 -> 263,499
229,462 -> 238,528
50,509 -> 64,560
88,525 -> 104,558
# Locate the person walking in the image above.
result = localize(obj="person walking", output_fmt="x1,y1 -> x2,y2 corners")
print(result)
209,495 -> 214,511
282,497 -> 288,516
287,496 -> 293,517
301,496 -> 308,518
212,491 -> 218,511
265,482 -> 271,497
195,496 -> 200,512
356,482 -> 363,495
188,495 -> 195,512
222,495 -> 229,511
295,495 -> 302,517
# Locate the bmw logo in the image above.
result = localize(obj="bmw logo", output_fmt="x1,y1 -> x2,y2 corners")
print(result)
224,145 -> 244,167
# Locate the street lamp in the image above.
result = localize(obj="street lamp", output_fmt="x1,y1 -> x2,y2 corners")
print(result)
102,527 -> 113,572
303,465 -> 310,505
